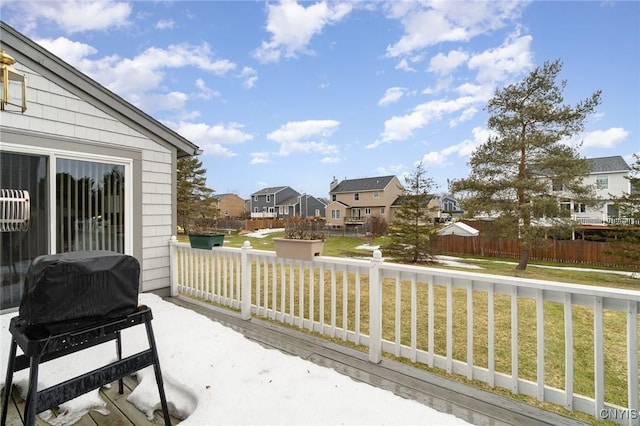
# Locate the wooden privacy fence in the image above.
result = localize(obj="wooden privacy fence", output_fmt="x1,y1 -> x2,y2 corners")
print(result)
169,238 -> 640,425
434,235 -> 638,269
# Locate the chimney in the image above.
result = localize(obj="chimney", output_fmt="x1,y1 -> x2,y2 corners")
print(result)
330,176 -> 339,192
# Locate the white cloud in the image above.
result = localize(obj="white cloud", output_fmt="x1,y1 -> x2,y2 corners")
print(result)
251,152 -> 272,164
467,33 -> 533,84
194,79 -> 221,100
376,96 -> 478,143
10,0 -> 131,34
421,151 -> 448,167
375,164 -> 406,175
35,37 -> 97,65
428,49 -> 469,75
419,126 -> 493,168
321,156 -> 341,164
385,1 -> 528,58
395,58 -> 416,72
448,107 -> 478,127
577,127 -> 629,149
155,19 -> 175,30
267,119 -> 340,156
378,87 -> 406,106
239,67 -> 258,89
37,38 -> 236,107
141,91 -> 188,112
253,0 -> 353,63
175,122 -> 254,158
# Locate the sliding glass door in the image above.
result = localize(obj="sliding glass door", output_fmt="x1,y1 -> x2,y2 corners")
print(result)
1,148 -> 130,310
0,152 -> 48,309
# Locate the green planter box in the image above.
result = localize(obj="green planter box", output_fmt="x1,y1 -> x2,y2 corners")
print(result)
188,233 -> 225,250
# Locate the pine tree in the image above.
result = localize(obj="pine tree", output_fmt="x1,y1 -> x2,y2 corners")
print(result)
177,156 -> 216,232
383,162 -> 439,263
451,59 -> 601,270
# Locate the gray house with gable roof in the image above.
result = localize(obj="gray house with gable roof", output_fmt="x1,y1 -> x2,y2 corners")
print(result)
250,186 -> 300,218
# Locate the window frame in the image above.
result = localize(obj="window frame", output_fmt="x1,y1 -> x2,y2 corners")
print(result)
1,142 -> 133,255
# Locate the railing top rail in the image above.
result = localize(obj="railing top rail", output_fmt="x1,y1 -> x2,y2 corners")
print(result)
172,238 -> 639,301
378,261 -> 640,300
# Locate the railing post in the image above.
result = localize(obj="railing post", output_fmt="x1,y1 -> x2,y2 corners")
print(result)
368,249 -> 384,363
240,241 -> 252,320
169,236 -> 178,297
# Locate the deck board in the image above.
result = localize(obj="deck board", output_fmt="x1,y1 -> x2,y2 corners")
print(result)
4,375 -> 180,425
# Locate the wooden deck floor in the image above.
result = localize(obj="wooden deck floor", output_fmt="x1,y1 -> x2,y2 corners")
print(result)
3,375 -> 180,426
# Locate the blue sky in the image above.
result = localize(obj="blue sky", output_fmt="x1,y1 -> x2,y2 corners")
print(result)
2,1 -> 638,200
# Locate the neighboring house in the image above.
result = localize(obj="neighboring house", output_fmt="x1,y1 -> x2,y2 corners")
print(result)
0,22 -> 200,311
437,222 -> 479,237
298,194 -> 327,218
389,194 -> 443,224
214,193 -> 245,218
553,155 -> 631,225
439,195 -> 464,219
250,186 -> 300,218
326,175 -> 404,228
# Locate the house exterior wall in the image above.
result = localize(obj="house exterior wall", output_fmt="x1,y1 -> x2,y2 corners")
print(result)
389,197 -> 441,223
300,196 -> 326,218
582,170 -> 630,221
217,194 -> 245,218
325,201 -> 348,227
1,61 -> 176,293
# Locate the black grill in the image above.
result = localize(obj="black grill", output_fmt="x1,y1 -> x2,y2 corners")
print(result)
19,250 -> 140,327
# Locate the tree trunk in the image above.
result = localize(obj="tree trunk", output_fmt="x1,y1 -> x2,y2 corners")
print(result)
516,244 -> 529,270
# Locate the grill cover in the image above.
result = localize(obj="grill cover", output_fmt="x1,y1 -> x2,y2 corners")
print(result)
19,251 -> 140,326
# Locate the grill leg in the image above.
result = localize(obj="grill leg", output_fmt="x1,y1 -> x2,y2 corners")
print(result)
116,331 -> 124,394
144,320 -> 171,426
0,339 -> 17,426
23,354 -> 41,426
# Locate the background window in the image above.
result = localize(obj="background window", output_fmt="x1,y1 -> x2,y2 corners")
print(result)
596,176 -> 608,190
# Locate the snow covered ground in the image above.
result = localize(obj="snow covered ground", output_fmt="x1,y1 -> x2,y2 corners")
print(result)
1,294 -> 470,425
243,228 -> 284,238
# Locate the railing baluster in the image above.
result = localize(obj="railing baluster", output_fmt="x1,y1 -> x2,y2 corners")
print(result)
511,286 -> 518,394
564,293 -> 573,411
394,273 -> 401,357
627,300 -> 639,426
427,275 -> 434,368
466,280 -> 473,381
488,283 -> 495,388
446,277 -> 452,373
537,289 -> 544,401
594,296 -> 604,418
298,264 -> 304,328
309,266 -> 315,332
342,269 -> 348,340
331,266 -> 337,338
354,270 -> 360,345
319,265 -> 325,331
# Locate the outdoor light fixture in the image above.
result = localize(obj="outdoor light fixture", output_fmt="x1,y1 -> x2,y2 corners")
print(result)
0,49 -> 27,113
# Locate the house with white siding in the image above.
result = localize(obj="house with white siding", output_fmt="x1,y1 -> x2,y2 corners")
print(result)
554,155 -> 632,224
0,21 -> 200,311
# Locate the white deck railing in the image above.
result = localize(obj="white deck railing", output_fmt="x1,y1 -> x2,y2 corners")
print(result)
169,238 -> 640,425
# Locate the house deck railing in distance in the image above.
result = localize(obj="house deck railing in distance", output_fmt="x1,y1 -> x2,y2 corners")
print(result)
168,237 -> 640,426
